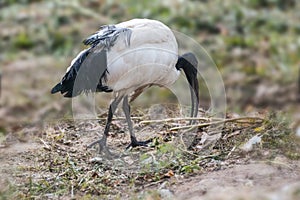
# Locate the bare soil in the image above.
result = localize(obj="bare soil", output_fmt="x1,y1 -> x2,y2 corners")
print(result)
0,114 -> 299,199
172,161 -> 300,200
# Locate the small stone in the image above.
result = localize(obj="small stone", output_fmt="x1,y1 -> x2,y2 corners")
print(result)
159,189 -> 174,200
90,157 -> 103,163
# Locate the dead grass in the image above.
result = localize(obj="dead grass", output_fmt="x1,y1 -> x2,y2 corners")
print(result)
0,108 -> 298,199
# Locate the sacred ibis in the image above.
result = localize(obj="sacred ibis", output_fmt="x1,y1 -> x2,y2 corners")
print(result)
51,18 -> 199,153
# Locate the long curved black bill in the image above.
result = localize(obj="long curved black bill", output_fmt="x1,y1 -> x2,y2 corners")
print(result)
189,74 -> 199,119
176,52 -> 199,124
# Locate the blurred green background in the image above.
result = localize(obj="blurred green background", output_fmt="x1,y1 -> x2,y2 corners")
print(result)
0,0 -> 299,134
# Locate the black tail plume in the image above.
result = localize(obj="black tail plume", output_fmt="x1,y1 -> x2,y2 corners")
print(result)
51,48 -> 111,98
51,83 -> 62,94
51,49 -> 91,97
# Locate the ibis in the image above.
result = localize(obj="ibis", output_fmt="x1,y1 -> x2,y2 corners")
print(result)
51,18 -> 199,154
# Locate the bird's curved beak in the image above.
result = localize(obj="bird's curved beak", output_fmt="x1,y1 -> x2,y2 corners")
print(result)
189,73 -> 199,119
176,52 -> 199,122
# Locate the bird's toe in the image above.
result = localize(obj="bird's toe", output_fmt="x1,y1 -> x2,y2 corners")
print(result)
126,138 -> 153,150
87,139 -> 114,157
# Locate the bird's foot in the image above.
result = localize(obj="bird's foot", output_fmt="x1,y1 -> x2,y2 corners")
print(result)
87,139 -> 114,158
126,138 -> 153,150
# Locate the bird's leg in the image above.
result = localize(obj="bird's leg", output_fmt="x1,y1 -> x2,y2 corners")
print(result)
87,96 -> 122,155
122,96 -> 152,149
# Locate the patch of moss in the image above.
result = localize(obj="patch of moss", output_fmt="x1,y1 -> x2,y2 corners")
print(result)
261,113 -> 300,160
0,182 -> 17,200
13,32 -> 34,49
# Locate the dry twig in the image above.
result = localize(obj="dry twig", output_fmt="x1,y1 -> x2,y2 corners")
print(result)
139,117 -> 218,124
170,117 -> 264,131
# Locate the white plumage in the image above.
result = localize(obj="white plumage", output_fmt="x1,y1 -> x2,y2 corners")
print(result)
51,19 -> 199,154
103,19 -> 179,95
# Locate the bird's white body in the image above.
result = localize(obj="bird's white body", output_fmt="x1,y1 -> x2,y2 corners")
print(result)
96,19 -> 179,96
52,18 -> 199,151
62,19 -> 181,98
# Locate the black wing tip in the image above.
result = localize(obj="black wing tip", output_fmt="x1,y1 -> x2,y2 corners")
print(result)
51,83 -> 76,98
51,83 -> 62,94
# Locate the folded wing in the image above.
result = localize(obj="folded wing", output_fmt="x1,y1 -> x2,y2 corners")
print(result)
51,25 -> 132,97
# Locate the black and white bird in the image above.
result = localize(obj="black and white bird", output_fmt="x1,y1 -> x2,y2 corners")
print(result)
51,18 -> 199,153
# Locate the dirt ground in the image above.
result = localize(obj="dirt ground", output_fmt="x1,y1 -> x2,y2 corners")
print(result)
172,161 -> 300,200
0,110 -> 299,199
1,134 -> 300,200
